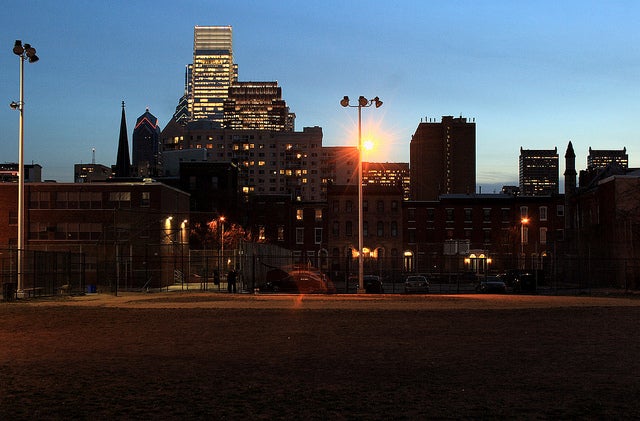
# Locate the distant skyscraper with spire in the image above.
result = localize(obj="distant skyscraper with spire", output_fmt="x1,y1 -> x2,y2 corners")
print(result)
132,108 -> 161,177
114,101 -> 131,178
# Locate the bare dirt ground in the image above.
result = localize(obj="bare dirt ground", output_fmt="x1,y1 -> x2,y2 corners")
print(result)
1,292 -> 639,420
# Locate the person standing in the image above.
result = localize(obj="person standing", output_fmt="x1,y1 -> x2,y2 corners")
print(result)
227,268 -> 237,293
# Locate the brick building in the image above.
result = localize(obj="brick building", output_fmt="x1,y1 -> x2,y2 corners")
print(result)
0,181 -> 189,290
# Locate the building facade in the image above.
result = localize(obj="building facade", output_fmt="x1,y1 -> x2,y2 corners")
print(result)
0,181 -> 190,290
587,146 -> 628,170
0,163 -> 41,183
74,163 -> 112,183
223,81 -> 294,131
326,184 -> 405,282
519,147 -> 559,196
410,116 -> 476,201
189,25 -> 238,123
403,193 -> 566,280
160,124 -> 325,202
363,162 -> 411,201
132,108 -> 161,177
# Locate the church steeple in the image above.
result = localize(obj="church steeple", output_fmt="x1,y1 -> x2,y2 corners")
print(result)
114,101 -> 131,178
564,140 -> 576,196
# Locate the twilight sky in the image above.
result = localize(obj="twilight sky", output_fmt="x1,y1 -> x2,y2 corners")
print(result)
1,0 -> 638,191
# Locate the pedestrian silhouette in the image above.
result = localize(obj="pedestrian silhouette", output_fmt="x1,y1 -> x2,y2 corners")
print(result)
213,269 -> 220,286
227,269 -> 237,293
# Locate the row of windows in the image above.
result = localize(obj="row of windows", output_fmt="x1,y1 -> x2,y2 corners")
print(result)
332,221 -> 399,238
406,205 -> 564,223
296,209 -> 323,221
332,200 -> 399,214
406,227 -> 563,244
295,227 -> 323,245
29,222 -> 103,240
28,191 -> 151,209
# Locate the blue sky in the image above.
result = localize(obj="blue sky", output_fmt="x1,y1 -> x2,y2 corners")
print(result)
1,0 -> 638,190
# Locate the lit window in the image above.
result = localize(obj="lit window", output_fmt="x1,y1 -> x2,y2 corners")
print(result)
296,209 -> 303,220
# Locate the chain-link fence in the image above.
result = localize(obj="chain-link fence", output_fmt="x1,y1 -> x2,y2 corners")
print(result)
2,244 -> 639,300
1,248 -> 85,300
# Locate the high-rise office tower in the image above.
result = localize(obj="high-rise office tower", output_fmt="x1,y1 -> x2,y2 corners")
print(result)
519,147 -> 559,196
409,116 -> 476,201
587,147 -> 628,170
132,108 -> 161,177
189,26 -> 238,123
223,81 -> 294,131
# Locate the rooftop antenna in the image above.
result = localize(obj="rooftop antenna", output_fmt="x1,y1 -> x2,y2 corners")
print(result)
92,148 -> 96,165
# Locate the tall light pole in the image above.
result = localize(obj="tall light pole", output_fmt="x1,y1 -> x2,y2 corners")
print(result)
219,216 -> 225,272
520,217 -> 529,268
340,95 -> 383,293
10,40 -> 39,296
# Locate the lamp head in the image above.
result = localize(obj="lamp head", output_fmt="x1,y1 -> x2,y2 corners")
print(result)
373,96 -> 383,108
9,101 -> 20,110
24,44 -> 38,62
358,96 -> 369,107
340,96 -> 350,107
13,40 -> 24,56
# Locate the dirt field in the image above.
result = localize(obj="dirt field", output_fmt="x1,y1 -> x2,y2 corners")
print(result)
1,292 -> 639,420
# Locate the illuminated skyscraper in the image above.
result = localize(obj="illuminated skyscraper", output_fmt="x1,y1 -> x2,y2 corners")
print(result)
132,108 -> 161,177
223,81 -> 294,131
519,147 -> 559,196
587,147 -> 628,170
189,26 -> 238,123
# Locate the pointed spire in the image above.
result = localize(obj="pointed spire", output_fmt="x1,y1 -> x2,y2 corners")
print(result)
565,140 -> 575,158
564,140 -> 577,196
115,101 -> 131,177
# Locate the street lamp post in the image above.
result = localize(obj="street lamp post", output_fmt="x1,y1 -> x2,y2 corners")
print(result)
340,95 -> 383,293
520,217 -> 529,268
10,40 -> 39,296
219,216 -> 225,272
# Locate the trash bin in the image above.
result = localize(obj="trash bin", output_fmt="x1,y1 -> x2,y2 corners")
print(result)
3,283 -> 17,301
86,284 -> 97,294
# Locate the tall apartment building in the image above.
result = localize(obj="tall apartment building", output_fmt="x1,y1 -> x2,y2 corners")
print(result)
519,147 -> 559,196
160,124 -> 324,202
587,147 -> 628,170
223,82 -> 294,131
132,108 -> 161,177
410,116 -> 476,201
189,26 -> 238,123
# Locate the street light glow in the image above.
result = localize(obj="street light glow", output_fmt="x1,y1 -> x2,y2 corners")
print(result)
339,95 -> 383,293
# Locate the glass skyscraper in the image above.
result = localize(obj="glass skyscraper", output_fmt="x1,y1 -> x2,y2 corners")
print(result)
189,26 -> 238,123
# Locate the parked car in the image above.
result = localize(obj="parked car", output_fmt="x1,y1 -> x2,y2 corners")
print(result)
476,276 -> 507,293
497,270 -> 520,287
512,273 -> 537,293
404,275 -> 430,293
347,275 -> 385,293
260,266 -> 335,294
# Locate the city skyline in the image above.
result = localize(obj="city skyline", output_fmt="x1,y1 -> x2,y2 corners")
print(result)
1,1 -> 638,190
